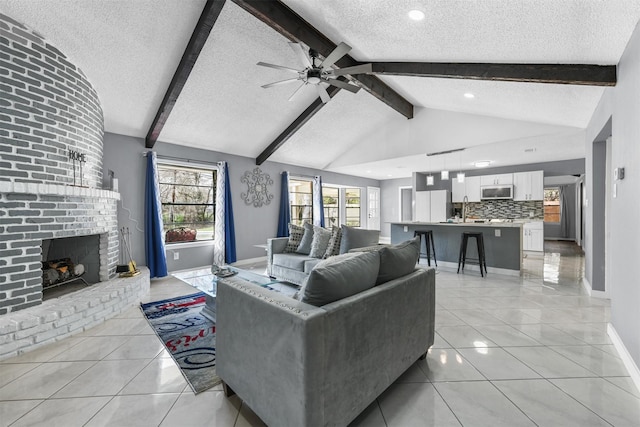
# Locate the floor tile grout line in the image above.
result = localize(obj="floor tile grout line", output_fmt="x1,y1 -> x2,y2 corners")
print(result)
543,378 -> 616,427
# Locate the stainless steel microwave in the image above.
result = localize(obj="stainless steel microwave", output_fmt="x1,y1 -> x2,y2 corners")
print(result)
480,185 -> 514,200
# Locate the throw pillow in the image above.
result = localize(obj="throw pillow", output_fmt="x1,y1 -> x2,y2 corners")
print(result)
300,251 -> 380,306
323,226 -> 342,258
296,222 -> 314,254
309,226 -> 332,258
284,223 -> 305,253
376,236 -> 420,285
339,225 -> 380,254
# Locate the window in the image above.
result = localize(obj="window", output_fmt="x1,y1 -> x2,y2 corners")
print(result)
321,185 -> 362,228
345,188 -> 361,227
158,164 -> 216,243
544,187 -> 560,223
289,178 -> 313,227
322,186 -> 340,228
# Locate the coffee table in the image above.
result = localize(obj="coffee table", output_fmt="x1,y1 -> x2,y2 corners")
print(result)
179,265 -> 299,322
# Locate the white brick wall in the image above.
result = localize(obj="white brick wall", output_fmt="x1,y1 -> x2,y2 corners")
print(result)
0,267 -> 150,360
0,181 -> 120,314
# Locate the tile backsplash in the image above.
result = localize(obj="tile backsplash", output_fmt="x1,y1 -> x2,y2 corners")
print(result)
461,200 -> 544,220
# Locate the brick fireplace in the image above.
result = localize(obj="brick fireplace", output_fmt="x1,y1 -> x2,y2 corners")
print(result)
0,13 -> 149,359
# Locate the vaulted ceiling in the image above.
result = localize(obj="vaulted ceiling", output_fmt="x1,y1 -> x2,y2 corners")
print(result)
3,0 -> 640,179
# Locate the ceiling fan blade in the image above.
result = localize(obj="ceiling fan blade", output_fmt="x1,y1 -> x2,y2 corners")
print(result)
327,79 -> 360,93
288,82 -> 306,101
261,78 -> 300,89
320,42 -> 351,68
257,61 -> 301,74
317,85 -> 331,103
330,63 -> 372,77
289,42 -> 312,68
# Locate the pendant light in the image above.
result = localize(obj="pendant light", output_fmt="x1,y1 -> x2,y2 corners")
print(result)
426,155 -> 434,186
440,154 -> 449,180
457,151 -> 465,183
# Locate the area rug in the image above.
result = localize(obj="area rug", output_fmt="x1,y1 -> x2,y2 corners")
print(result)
140,292 -> 221,394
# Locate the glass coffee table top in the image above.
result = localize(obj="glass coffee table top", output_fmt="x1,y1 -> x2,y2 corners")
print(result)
173,265 -> 299,298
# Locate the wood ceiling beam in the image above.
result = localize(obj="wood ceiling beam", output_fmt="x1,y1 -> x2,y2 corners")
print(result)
231,0 -> 415,120
145,0 -> 226,149
369,62 -> 617,86
256,85 -> 341,165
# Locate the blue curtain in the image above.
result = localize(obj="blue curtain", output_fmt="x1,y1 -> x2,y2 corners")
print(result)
144,152 -> 167,278
277,171 -> 290,237
224,162 -> 237,263
314,175 -> 325,227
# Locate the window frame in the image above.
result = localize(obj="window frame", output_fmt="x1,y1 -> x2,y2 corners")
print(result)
544,187 -> 561,223
157,160 -> 218,245
289,177 -> 314,227
321,184 -> 363,228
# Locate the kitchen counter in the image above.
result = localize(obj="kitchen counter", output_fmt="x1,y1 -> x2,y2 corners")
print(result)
390,222 -> 522,274
393,220 -> 525,228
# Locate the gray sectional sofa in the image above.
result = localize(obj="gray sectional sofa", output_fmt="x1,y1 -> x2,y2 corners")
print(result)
216,238 -> 436,427
267,225 -> 381,285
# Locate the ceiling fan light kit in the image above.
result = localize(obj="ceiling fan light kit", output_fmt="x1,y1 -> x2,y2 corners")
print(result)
257,41 -> 373,103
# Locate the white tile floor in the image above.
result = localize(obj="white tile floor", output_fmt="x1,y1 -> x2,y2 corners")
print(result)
1,242 -> 639,426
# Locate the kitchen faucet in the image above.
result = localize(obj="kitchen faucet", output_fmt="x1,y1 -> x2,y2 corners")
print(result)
462,195 -> 468,223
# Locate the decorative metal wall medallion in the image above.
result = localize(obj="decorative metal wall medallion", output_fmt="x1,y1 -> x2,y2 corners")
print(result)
241,167 -> 274,207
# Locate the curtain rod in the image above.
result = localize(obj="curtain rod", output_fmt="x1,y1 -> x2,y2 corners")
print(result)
142,152 -> 220,167
289,172 -> 318,180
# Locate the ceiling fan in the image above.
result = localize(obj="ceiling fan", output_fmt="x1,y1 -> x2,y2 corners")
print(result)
257,42 -> 372,103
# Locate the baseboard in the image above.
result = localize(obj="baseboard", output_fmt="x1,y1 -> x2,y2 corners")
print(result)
429,260 -> 520,277
607,323 -> 640,394
378,236 -> 391,244
581,278 -> 609,299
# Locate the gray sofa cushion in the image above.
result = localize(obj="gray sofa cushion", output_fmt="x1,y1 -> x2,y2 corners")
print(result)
303,258 -> 323,273
309,225 -> 332,258
273,253 -> 312,271
300,251 -> 380,306
377,237 -> 420,285
284,223 -> 305,253
339,225 -> 380,254
296,222 -> 314,255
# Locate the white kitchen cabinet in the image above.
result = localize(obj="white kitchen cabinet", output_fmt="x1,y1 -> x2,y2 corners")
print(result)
514,171 -> 544,201
452,176 -> 481,203
415,190 -> 447,222
523,221 -> 544,251
480,173 -> 513,186
466,176 -> 482,202
451,179 -> 466,203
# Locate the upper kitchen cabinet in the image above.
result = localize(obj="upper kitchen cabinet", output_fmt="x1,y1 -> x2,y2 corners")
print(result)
514,171 -> 544,201
480,173 -> 513,186
466,176 -> 482,202
452,176 -> 481,202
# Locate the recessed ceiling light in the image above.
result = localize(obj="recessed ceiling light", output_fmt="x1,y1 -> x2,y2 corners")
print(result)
474,160 -> 491,168
408,10 -> 425,21
464,92 -> 475,99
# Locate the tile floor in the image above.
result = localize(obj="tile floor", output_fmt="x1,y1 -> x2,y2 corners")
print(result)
1,242 -> 639,426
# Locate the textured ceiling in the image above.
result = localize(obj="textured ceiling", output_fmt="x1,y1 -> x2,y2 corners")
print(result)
2,0 -> 640,180
0,0 -> 205,137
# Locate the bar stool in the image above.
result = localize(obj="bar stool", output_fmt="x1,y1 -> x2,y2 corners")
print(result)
414,230 -> 437,267
457,231 -> 488,277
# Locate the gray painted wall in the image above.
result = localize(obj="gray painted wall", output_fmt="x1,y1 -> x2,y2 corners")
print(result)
583,19 -> 640,370
102,133 -> 379,272
544,183 -> 577,240
380,177 -> 412,238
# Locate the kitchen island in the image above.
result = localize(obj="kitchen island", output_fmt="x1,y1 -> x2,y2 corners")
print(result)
390,221 -> 523,275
